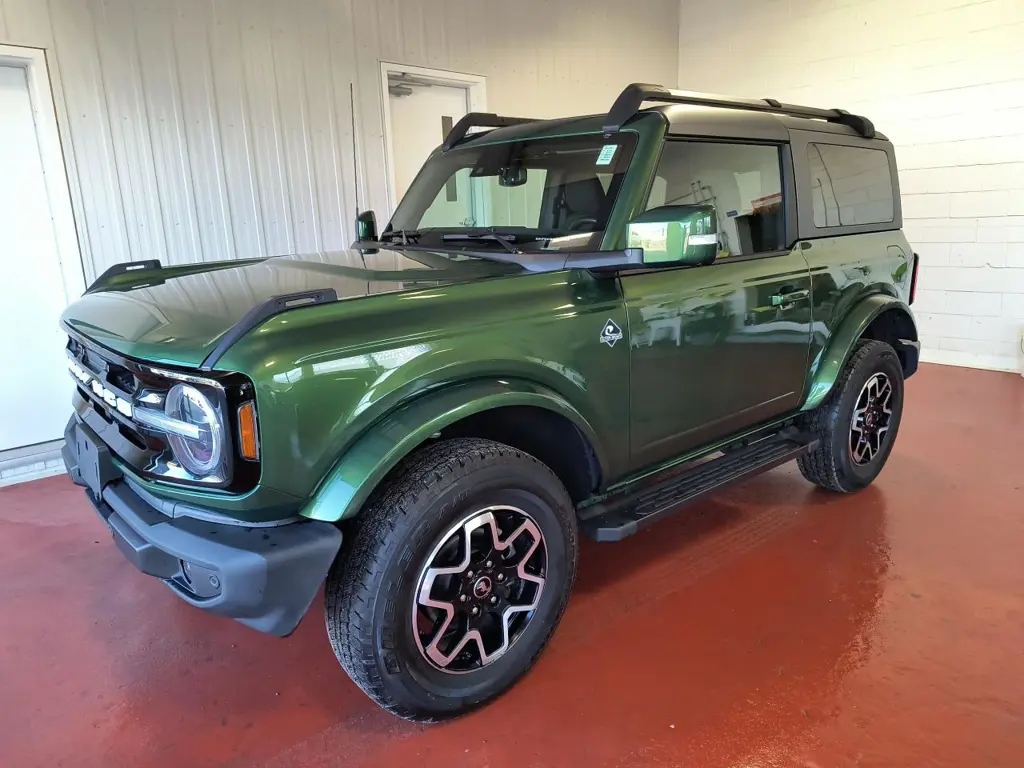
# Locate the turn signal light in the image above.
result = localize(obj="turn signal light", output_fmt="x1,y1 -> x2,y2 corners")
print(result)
238,401 -> 259,461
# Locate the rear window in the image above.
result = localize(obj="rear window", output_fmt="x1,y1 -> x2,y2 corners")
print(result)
808,144 -> 894,228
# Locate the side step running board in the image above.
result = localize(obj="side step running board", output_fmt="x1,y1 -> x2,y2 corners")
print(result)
580,431 -> 818,542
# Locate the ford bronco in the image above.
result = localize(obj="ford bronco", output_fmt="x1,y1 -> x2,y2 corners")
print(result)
60,83 -> 919,721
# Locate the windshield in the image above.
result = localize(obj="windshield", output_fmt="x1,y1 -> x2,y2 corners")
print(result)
386,133 -> 637,252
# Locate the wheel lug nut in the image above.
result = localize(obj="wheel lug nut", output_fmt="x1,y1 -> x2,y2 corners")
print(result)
459,594 -> 467,603
471,606 -> 479,616
466,570 -> 474,578
496,573 -> 504,582
485,560 -> 493,568
490,595 -> 498,604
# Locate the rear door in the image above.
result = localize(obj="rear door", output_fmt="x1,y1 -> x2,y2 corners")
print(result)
621,139 -> 812,469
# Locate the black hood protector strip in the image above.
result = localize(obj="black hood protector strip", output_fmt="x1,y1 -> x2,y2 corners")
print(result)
199,288 -> 338,371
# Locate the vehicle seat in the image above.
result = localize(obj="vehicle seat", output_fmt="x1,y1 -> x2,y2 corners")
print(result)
558,177 -> 607,231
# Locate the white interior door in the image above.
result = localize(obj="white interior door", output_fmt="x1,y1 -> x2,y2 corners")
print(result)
387,82 -> 471,217
0,64 -> 77,451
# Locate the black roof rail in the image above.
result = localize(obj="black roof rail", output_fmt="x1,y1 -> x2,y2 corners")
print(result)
199,288 -> 338,370
86,259 -> 163,293
442,112 -> 540,151
604,83 -> 875,139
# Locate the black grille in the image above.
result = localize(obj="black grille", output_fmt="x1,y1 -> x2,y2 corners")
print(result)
108,365 -> 138,395
64,330 -> 260,494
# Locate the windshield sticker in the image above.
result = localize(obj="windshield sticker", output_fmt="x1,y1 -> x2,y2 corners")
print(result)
600,319 -> 623,347
596,144 -> 618,166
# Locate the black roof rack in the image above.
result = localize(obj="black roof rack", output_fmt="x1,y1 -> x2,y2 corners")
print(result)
442,112 -> 540,151
604,83 -> 875,139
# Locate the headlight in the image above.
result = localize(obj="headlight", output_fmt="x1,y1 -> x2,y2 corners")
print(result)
164,384 -> 226,478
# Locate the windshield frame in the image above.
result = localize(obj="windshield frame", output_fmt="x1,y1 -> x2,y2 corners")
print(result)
385,131 -> 640,253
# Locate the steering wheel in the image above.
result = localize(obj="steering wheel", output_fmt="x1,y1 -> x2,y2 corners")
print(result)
567,217 -> 598,232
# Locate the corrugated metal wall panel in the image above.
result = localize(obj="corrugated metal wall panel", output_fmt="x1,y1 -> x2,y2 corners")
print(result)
49,0 -> 134,272
172,1 -> 236,263
0,0 -> 680,281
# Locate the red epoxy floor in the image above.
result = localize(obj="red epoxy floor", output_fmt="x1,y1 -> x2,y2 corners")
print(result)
2,363 -> 1023,767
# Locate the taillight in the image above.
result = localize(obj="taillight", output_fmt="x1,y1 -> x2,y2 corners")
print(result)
909,252 -> 919,304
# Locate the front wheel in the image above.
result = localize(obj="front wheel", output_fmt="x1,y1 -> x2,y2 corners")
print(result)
798,339 -> 905,492
324,438 -> 578,721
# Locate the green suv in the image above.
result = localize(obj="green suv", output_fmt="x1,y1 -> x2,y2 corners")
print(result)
61,83 -> 919,720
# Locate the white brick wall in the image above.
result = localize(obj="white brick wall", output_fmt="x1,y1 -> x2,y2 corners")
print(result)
679,0 -> 1024,372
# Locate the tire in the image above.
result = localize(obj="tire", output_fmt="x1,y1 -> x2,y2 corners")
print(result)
324,437 -> 578,722
798,339 -> 905,493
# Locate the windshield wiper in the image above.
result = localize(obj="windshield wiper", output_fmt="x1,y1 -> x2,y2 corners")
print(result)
440,232 -> 520,254
380,229 -> 422,245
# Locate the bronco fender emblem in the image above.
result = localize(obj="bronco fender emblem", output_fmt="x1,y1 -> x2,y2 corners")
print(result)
600,319 -> 623,347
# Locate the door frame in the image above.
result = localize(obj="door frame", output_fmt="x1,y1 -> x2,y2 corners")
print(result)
0,44 -> 84,302
0,44 -> 82,482
378,61 -> 487,215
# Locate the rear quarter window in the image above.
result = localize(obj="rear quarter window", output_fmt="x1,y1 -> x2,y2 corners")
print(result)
808,143 -> 894,227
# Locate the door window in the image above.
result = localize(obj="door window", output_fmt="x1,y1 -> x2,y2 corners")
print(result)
645,141 -> 785,258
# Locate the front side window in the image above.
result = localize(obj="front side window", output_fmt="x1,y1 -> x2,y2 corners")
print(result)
387,133 -> 637,252
808,143 -> 894,227
644,141 -> 786,258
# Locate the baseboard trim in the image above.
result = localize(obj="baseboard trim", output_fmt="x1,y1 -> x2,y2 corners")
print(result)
0,441 -> 67,487
920,349 -> 1022,375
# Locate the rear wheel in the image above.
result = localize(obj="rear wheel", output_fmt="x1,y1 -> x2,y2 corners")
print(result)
798,339 -> 905,492
325,438 -> 577,721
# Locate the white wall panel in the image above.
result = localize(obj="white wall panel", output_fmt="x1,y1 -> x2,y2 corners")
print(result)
678,0 -> 1024,372
0,0 -> 679,281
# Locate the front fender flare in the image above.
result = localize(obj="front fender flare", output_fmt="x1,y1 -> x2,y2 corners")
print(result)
803,294 -> 915,412
300,379 -> 608,522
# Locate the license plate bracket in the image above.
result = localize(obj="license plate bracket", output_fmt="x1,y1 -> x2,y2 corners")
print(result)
75,423 -> 121,498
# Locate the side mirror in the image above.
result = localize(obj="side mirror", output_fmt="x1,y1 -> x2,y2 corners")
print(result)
627,204 -> 719,266
355,210 -> 378,242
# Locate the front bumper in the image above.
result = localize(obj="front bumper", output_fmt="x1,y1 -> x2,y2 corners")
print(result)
63,417 -> 341,636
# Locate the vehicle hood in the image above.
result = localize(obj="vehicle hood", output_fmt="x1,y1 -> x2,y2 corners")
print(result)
61,248 -> 519,368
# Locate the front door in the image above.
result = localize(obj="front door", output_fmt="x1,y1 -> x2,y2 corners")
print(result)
621,139 -> 811,469
623,252 -> 812,467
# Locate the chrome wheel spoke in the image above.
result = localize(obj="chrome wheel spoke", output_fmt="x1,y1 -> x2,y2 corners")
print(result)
852,407 -> 867,428
413,506 -> 547,673
877,378 -> 893,409
853,436 -> 872,463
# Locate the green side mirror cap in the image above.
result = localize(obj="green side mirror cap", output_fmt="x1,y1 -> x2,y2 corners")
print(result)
355,210 -> 378,242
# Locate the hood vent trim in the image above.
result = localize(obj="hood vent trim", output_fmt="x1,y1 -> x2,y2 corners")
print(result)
199,288 -> 339,371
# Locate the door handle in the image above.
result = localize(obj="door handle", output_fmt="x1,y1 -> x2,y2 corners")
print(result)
770,288 -> 809,306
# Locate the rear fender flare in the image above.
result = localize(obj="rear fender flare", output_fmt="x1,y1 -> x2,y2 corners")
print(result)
803,294 -> 914,411
300,379 -> 607,522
